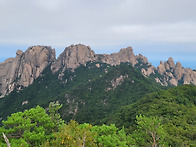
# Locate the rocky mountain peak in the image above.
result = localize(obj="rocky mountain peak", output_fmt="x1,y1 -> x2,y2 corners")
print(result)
0,46 -> 56,97
155,57 -> 196,86
96,46 -> 137,66
51,44 -> 96,72
167,57 -> 175,69
176,62 -> 182,69
1,44 -> 196,97
16,50 -> 24,56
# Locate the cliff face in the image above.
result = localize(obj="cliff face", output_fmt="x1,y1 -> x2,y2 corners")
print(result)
51,44 -> 140,80
96,47 -> 137,66
156,57 -> 196,86
51,44 -> 96,73
0,46 -> 56,97
140,56 -> 196,86
51,45 -> 138,72
0,44 -> 196,97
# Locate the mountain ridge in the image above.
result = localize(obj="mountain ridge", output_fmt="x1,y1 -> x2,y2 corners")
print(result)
0,44 -> 196,97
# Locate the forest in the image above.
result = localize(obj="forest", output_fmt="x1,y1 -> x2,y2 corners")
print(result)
0,84 -> 195,146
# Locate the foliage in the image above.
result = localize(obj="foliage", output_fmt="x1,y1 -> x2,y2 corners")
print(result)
43,120 -> 97,147
0,65 -> 64,122
57,63 -> 162,124
108,84 -> 196,146
43,120 -> 135,147
0,62 -> 195,146
48,101 -> 64,131
91,124 -> 134,147
0,106 -> 55,146
0,62 -> 111,123
132,115 -> 167,147
0,102 -> 195,146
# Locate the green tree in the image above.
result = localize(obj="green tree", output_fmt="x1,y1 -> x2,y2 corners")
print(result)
43,120 -> 97,147
133,115 -> 167,147
0,106 -> 55,146
91,124 -> 134,147
48,101 -> 64,131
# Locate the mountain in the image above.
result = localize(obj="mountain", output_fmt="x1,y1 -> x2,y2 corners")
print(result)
0,46 -> 56,98
0,43 -> 196,123
0,62 -> 162,123
1,44 -> 196,98
154,57 -> 196,86
56,63 -> 162,124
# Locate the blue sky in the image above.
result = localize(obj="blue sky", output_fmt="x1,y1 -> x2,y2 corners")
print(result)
0,0 -> 196,69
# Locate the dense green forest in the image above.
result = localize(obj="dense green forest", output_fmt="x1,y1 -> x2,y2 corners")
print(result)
0,102 -> 172,146
0,85 -> 195,146
0,63 -> 195,146
0,62 -> 111,121
0,63 -> 162,123
57,63 -> 163,124
107,84 -> 196,146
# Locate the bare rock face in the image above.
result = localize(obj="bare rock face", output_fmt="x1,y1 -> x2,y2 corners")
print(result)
136,54 -> 148,64
157,61 -> 166,75
0,46 -> 55,97
155,57 -> 196,86
51,44 -> 95,72
96,47 -> 137,66
167,57 -> 175,69
52,45 -> 138,80
1,43 -> 196,97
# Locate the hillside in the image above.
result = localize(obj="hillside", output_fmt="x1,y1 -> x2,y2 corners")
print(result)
107,84 -> 196,146
0,62 -> 163,124
56,63 -> 162,124
0,62 -> 110,121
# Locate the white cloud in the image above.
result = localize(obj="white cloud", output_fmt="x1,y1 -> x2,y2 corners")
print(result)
0,0 -> 196,67
0,0 -> 195,45
111,22 -> 196,43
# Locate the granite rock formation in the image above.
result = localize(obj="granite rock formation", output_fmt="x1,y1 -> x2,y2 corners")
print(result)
0,46 -> 55,97
51,44 -> 96,73
51,44 -> 140,80
155,57 -> 196,86
0,44 -> 196,97
96,47 -> 137,66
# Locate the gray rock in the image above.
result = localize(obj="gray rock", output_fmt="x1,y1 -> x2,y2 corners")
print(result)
51,44 -> 95,73
52,45 -> 138,80
96,46 -> 137,66
157,61 -> 166,75
155,57 -> 196,86
167,57 -> 175,69
1,43 -> 196,97
0,46 -> 55,97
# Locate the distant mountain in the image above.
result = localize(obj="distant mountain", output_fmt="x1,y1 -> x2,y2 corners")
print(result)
0,44 -> 196,98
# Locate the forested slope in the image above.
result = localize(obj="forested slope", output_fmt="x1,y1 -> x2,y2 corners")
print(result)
108,84 -> 196,146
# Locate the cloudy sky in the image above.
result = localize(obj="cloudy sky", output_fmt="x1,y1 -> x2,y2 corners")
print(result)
0,0 -> 196,69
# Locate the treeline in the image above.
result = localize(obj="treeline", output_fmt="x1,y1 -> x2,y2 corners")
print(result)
0,102 -> 167,147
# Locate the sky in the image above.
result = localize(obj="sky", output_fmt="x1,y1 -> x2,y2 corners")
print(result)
0,0 -> 196,69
